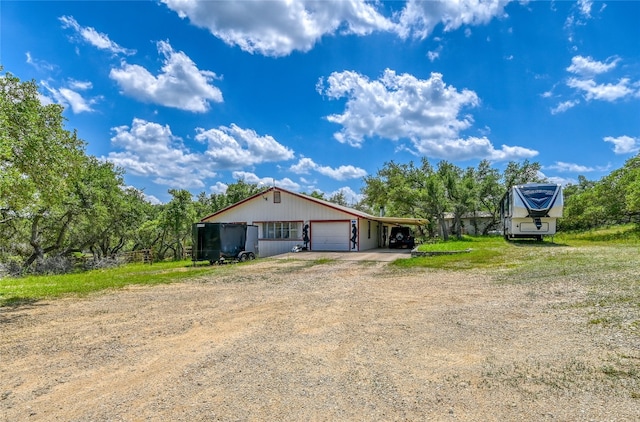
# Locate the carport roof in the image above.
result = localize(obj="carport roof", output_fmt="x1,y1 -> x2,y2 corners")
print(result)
371,216 -> 428,226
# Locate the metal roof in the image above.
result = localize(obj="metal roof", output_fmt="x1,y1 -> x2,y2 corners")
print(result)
200,186 -> 428,226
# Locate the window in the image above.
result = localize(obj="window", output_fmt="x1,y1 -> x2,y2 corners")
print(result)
262,222 -> 299,239
273,191 -> 281,203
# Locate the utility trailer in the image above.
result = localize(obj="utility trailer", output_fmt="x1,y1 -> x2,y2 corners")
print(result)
192,223 -> 258,264
500,183 -> 563,241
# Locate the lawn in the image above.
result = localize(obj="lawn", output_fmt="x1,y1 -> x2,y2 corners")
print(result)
2,225 -> 638,309
0,260 -> 234,307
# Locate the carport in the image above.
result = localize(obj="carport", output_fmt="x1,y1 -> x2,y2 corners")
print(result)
370,216 -> 427,249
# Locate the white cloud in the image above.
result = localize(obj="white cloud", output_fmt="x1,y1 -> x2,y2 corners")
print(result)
604,135 -> 640,155
25,52 -> 55,72
567,55 -> 619,76
209,182 -> 228,195
231,171 -> 301,191
546,175 -> 577,187
550,99 -> 579,114
107,118 -> 215,189
109,40 -> 223,112
567,77 -> 634,102
106,119 -> 295,189
59,15 -> 135,55
396,0 -> 510,39
40,80 -> 100,114
161,0 -> 513,57
144,194 -> 162,205
196,124 -> 294,169
545,161 -> 600,173
329,186 -> 363,204
161,0 -> 395,57
317,68 -> 536,161
289,157 -> 367,181
577,0 -> 593,18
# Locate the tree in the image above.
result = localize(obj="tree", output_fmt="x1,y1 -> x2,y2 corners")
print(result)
502,159 -> 545,189
1,71 -> 88,267
1,70 -> 142,269
159,189 -> 196,260
473,160 -> 503,234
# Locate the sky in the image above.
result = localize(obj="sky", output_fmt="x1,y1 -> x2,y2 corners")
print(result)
2,0 -> 639,205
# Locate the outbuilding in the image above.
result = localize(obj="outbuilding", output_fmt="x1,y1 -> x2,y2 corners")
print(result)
200,186 -> 426,257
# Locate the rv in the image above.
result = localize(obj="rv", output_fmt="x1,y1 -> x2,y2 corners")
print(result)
500,183 -> 563,240
192,223 -> 258,264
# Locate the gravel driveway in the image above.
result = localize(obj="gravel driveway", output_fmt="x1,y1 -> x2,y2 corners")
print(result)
1,259 -> 638,421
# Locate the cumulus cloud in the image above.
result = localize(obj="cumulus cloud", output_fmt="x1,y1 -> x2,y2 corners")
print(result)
161,0 -> 395,57
317,68 -> 536,161
289,157 -> 367,181
329,186 -> 363,205
550,99 -> 579,115
59,15 -> 135,55
40,79 -> 100,114
545,161 -> 604,173
567,77 -> 634,102
604,135 -> 640,155
549,55 -> 640,112
209,181 -> 228,195
106,119 -> 295,189
109,40 -> 223,112
231,171 -> 301,191
161,0 -> 513,57
107,118 -> 215,189
567,55 -> 619,76
396,0 -> 510,39
196,124 -> 294,169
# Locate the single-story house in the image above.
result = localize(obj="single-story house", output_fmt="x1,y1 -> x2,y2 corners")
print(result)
200,186 -> 426,257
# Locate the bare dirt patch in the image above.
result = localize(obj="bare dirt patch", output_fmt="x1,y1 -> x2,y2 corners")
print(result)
1,259 -> 638,421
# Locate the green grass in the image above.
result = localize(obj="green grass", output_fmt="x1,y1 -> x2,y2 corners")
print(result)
394,235 -> 510,269
2,225 -> 638,309
393,224 -> 640,271
0,260 -> 234,307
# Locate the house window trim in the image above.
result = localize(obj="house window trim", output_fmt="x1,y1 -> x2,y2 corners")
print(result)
259,221 -> 301,240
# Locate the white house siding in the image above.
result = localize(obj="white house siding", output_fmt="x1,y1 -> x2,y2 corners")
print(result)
201,189 -> 382,257
258,239 -> 301,257
358,218 -> 382,250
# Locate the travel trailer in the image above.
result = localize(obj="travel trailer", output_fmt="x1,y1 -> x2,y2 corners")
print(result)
500,183 -> 563,240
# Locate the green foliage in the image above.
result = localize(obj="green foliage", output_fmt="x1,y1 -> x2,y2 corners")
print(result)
362,158 -> 547,240
560,153 -> 640,231
0,70 -> 157,270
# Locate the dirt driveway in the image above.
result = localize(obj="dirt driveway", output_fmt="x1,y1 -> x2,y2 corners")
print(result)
1,258 -> 638,421
273,248 -> 413,262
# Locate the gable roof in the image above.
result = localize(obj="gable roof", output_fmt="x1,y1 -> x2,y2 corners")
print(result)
200,186 -> 427,226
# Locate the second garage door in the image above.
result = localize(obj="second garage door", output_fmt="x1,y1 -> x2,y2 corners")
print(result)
311,221 -> 351,251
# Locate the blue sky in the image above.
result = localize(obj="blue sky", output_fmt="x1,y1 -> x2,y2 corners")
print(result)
2,0 -> 639,204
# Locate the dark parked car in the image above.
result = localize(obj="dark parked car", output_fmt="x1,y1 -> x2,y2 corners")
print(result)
389,226 -> 415,249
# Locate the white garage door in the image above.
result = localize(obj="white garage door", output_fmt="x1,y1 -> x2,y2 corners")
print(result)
311,221 -> 350,251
